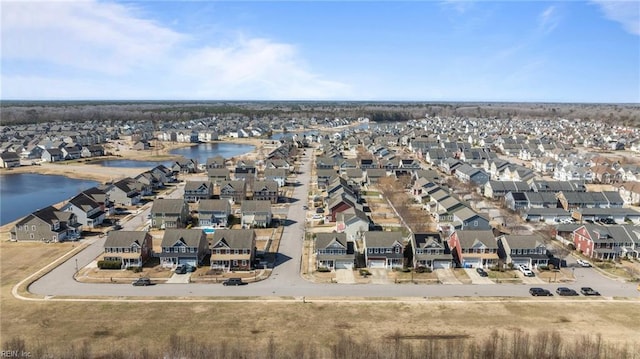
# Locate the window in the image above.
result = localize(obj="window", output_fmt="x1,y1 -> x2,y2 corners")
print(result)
32,225 -> 36,231
30,233 -> 34,239
395,246 -> 401,254
241,260 -> 247,267
180,247 -> 186,253
124,248 -> 129,253
386,248 -> 392,253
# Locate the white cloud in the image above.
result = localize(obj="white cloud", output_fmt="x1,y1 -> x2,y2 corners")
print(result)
440,0 -> 474,14
0,0 -> 351,99
592,1 -> 640,36
538,5 -> 559,34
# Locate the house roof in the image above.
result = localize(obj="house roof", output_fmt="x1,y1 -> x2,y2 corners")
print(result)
161,229 -> 206,248
364,231 -> 403,247
198,199 -> 230,212
252,180 -> 278,192
151,199 -> 186,214
184,180 -> 210,192
453,230 -> 497,249
499,234 -> 545,249
241,200 -> 272,213
104,231 -> 148,248
211,229 -> 255,249
413,232 -> 444,249
316,232 -> 348,249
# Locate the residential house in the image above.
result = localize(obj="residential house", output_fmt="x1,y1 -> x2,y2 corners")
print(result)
184,180 -> 212,202
10,206 -> 81,242
208,168 -> 231,183
264,168 -> 287,187
315,232 -> 355,270
522,208 -> 572,224
455,164 -> 490,186
335,207 -> 370,242
60,193 -> 105,228
240,200 -> 273,228
618,182 -> 640,205
104,178 -> 142,206
235,160 -> 257,180
251,180 -> 279,204
411,232 -> 452,270
483,181 -> 530,199
218,180 -> 247,204
210,229 -> 256,271
365,168 -> 388,185
197,199 -> 231,227
41,148 -> 64,162
206,156 -> 226,169
0,151 -> 20,168
158,229 -> 208,268
363,231 -> 404,269
447,230 -> 499,268
496,234 -> 549,268
103,231 -> 153,268
573,225 -> 639,260
150,199 -> 189,229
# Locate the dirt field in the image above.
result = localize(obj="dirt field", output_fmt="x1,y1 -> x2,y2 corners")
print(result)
2,240 -> 640,357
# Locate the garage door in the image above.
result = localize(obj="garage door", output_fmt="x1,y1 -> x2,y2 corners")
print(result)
462,259 -> 481,268
433,261 -> 451,269
369,260 -> 386,269
512,258 -> 530,267
335,261 -> 353,270
178,258 -> 197,267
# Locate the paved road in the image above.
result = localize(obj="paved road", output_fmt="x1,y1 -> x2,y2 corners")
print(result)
26,151 -> 640,299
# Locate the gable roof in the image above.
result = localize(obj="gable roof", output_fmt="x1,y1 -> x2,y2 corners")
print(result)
211,229 -> 255,249
151,199 -> 186,214
161,229 -> 205,248
104,231 -> 148,248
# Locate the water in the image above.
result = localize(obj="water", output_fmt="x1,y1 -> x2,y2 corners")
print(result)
0,173 -> 99,225
169,142 -> 255,164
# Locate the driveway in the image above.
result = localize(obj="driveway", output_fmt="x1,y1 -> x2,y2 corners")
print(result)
518,272 -> 545,284
464,268 -> 494,284
166,273 -> 191,284
369,269 -> 389,284
435,269 -> 462,285
335,269 -> 355,284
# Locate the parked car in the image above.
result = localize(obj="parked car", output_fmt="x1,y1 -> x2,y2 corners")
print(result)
518,265 -> 535,277
222,278 -> 246,286
312,214 -> 324,219
529,287 -> 553,296
175,264 -> 187,274
576,259 -> 591,267
556,287 -> 579,296
302,205 -> 308,210
580,287 -> 601,296
476,268 -> 488,277
186,264 -> 197,273
132,277 -> 151,286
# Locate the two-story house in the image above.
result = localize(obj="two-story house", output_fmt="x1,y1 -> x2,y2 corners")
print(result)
363,231 -> 404,269
184,180 -> 212,202
104,178 -> 141,206
210,229 -> 256,271
447,230 -> 499,268
572,224 -> 639,260
315,232 -> 355,270
496,234 -> 549,268
197,199 -> 231,227
10,206 -> 81,242
103,231 -> 153,268
218,180 -> 246,204
263,168 -> 287,187
251,180 -> 279,204
235,160 -> 257,180
411,232 -> 452,270
240,200 -> 272,228
150,199 -> 189,229
60,193 -> 105,228
158,229 -> 208,268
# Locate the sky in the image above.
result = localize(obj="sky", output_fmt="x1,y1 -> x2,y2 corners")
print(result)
1,1 -> 639,103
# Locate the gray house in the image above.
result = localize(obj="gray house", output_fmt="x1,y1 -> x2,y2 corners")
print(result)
150,199 -> 189,229
60,193 -> 106,228
198,199 -> 231,227
240,200 -> 272,228
158,229 -> 208,268
315,232 -> 355,270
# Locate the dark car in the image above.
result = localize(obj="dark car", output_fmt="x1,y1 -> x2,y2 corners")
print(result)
529,287 -> 553,296
132,277 -> 151,286
186,264 -> 197,273
222,278 -> 246,286
556,287 -> 579,296
580,287 -> 601,296
175,264 -> 187,274
476,268 -> 488,277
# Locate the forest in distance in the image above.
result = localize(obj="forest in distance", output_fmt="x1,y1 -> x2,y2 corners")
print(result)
1,101 -> 639,126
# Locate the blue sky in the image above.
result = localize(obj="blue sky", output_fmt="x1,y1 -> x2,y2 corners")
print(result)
1,1 -> 639,102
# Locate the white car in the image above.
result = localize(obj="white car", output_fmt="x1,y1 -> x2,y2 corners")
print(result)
517,264 -> 535,277
312,214 -> 323,220
576,259 -> 591,267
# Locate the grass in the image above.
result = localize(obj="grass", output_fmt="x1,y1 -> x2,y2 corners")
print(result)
2,240 -> 640,357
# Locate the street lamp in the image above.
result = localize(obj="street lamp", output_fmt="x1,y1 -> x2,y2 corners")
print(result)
75,258 -> 78,272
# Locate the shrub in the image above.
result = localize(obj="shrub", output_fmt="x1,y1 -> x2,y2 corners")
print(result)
316,267 -> 331,273
97,260 -> 121,270
538,265 -> 549,271
359,269 -> 371,276
401,267 -> 411,273
415,266 -> 426,273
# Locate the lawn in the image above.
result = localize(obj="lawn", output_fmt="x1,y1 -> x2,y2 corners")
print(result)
2,240 -> 640,357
